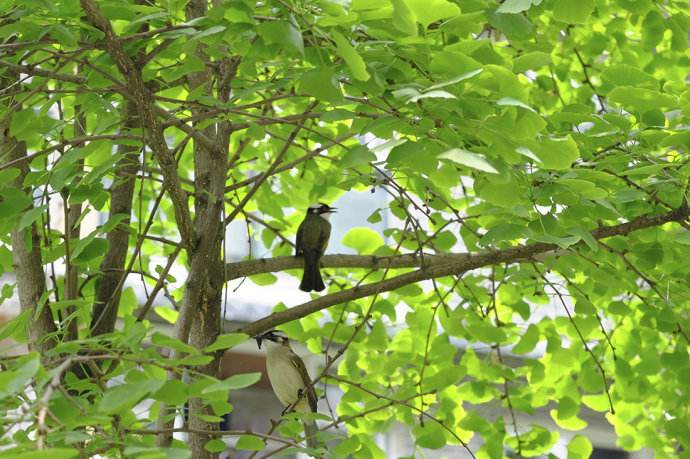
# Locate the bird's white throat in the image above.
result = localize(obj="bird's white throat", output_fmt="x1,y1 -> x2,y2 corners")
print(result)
262,339 -> 284,353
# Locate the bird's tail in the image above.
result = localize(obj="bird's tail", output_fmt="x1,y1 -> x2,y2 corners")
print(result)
300,252 -> 325,292
303,418 -> 319,451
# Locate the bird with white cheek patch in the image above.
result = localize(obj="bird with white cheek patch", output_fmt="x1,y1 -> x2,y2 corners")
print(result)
255,330 -> 319,450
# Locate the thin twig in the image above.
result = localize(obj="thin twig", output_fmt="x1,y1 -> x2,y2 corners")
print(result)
536,266 -> 615,414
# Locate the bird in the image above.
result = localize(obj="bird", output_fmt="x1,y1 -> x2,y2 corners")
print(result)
296,203 -> 335,292
255,330 -> 319,450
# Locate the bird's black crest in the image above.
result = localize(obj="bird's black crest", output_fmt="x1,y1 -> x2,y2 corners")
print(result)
307,203 -> 337,215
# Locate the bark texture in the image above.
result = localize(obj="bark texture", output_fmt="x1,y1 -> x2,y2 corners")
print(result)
156,0 -> 234,453
62,102 -> 86,341
2,130 -> 57,353
237,205 -> 690,338
90,102 -> 141,336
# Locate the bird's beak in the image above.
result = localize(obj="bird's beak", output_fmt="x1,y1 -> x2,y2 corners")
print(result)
254,335 -> 263,349
327,207 -> 337,213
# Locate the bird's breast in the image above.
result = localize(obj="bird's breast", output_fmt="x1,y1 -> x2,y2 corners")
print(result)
266,352 -> 308,409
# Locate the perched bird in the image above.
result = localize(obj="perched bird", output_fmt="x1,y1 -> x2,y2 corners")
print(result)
296,203 -> 335,292
255,330 -> 319,450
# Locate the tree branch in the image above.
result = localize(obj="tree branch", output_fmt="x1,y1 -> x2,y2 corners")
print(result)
80,0 -> 194,250
223,102 -> 318,225
236,206 -> 689,337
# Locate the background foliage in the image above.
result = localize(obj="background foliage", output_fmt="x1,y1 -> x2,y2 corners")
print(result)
1,0 -> 689,458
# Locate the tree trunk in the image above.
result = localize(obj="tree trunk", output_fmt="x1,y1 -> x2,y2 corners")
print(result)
187,234 -> 224,457
157,1 -> 233,452
1,130 -> 57,354
63,100 -> 86,341
90,101 -> 141,336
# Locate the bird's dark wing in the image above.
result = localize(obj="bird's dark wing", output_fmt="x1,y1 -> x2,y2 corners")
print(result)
317,220 -> 331,257
295,220 -> 305,255
289,350 -> 317,412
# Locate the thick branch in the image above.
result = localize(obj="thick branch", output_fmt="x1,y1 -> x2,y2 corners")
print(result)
80,0 -> 194,249
0,134 -> 143,172
225,253 -> 462,280
0,59 -> 86,84
236,206 -> 689,337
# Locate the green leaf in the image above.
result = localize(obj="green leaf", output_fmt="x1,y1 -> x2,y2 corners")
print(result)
204,439 -> 227,453
601,64 -> 657,89
413,422 -> 446,449
2,449 -> 79,459
334,436 -> 361,456
619,163 -> 672,177
50,24 -> 78,47
480,223 -> 529,245
478,180 -> 523,208
409,90 -> 456,103
236,434 -> 266,451
0,353 -> 39,397
676,231 -> 690,245
531,233 -> 581,249
392,0 -> 417,35
299,69 -> 342,102
123,446 -> 190,459
438,149 -> 498,174
99,380 -> 163,414
489,10 -> 534,40
176,355 -> 214,366
250,273 -> 278,286
513,51 -> 552,73
332,32 -> 370,81
0,188 -> 31,220
154,307 -> 179,324
567,435 -> 593,459
341,145 -> 375,168
98,213 -> 130,235
406,0 -> 460,28
0,169 -> 20,189
515,146 -> 542,163
557,397 -> 578,419
534,136 -> 580,170
17,205 -> 47,231
553,0 -> 595,24
259,20 -> 304,55
0,309 -> 29,342
202,372 -> 261,393
9,109 -> 35,140
205,333 -> 249,352
608,87 -> 677,112
151,332 -> 200,355
152,380 -> 189,405
513,324 -> 539,354
497,0 -> 535,14
425,69 -> 483,91
118,286 -> 138,316
641,10 -> 665,49
342,227 -> 384,254
497,97 -> 536,112
558,179 -> 608,200
72,238 -> 108,264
